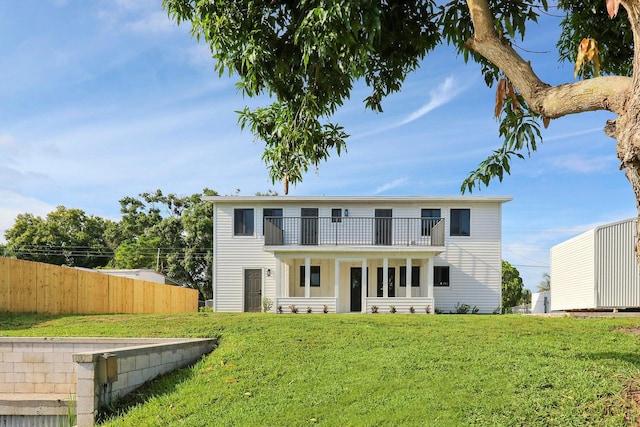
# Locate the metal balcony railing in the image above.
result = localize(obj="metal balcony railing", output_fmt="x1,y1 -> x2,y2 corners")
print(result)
264,216 -> 445,247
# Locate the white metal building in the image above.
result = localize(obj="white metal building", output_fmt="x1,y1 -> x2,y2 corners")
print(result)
550,218 -> 640,311
206,195 -> 511,314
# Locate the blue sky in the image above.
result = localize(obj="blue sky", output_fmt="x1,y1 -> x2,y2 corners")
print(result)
0,1 -> 635,290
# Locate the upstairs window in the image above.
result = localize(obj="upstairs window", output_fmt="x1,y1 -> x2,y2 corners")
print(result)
234,208 -> 254,236
299,266 -> 321,287
421,208 -> 441,236
331,208 -> 342,223
450,209 -> 470,236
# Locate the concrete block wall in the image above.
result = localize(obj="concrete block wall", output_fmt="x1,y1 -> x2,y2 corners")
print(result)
74,338 -> 217,426
0,337 -> 217,427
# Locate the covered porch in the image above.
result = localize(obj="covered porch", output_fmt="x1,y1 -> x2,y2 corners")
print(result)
269,248 -> 441,314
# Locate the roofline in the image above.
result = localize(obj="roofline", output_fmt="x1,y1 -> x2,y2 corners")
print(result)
203,195 -> 513,204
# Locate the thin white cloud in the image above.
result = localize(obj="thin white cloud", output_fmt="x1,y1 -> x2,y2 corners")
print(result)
549,155 -> 614,174
398,76 -> 462,126
354,75 -> 469,139
544,126 -> 606,143
373,177 -> 409,195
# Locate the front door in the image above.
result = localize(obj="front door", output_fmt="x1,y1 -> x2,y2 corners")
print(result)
244,269 -> 262,312
350,267 -> 362,312
375,209 -> 392,245
301,208 -> 318,245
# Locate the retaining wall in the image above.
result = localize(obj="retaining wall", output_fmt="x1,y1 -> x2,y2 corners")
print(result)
0,337 -> 218,426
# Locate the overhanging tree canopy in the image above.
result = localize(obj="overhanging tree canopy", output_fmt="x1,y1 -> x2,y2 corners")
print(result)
163,1 -> 640,253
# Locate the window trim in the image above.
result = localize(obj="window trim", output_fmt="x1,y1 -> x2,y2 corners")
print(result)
331,208 -> 342,223
433,266 -> 450,287
450,208 -> 470,237
233,208 -> 254,236
421,208 -> 441,237
299,265 -> 321,287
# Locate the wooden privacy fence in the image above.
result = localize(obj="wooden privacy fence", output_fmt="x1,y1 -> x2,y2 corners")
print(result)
0,257 -> 199,314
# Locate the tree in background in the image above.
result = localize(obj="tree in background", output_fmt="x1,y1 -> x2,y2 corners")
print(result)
3,189 -> 217,300
163,0 -> 640,258
107,189 -> 217,299
538,272 -> 551,292
502,260 -> 524,310
3,206 -> 112,268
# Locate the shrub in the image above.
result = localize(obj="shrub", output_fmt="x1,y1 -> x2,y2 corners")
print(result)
306,306 -> 312,314
289,305 -> 298,314
323,304 -> 329,313
262,297 -> 273,312
371,305 -> 379,314
389,305 -> 396,314
409,306 -> 415,314
472,305 -> 480,314
453,303 -> 470,314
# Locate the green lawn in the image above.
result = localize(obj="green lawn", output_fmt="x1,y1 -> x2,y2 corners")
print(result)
2,313 -> 640,426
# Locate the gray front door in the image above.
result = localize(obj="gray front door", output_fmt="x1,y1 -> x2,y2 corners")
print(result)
244,269 -> 262,312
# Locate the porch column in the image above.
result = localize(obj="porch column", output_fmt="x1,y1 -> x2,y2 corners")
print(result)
382,258 -> 389,298
275,259 -> 281,309
334,258 -> 340,300
426,257 -> 434,299
406,258 -> 412,298
361,258 -> 367,313
305,257 -> 311,298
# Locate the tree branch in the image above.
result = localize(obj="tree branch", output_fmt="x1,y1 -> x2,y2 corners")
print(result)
465,0 -> 630,118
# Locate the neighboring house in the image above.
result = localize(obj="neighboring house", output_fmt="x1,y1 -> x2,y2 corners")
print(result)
531,291 -> 551,314
92,269 -> 168,284
206,196 -> 512,314
550,218 -> 640,311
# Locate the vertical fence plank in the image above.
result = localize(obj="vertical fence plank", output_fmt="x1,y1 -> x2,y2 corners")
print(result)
59,267 -> 78,314
108,276 -> 134,314
12,259 -> 37,312
170,286 -> 186,313
36,263 -> 58,314
77,269 -> 109,314
0,257 -> 9,312
153,282 -> 171,314
186,289 -> 199,312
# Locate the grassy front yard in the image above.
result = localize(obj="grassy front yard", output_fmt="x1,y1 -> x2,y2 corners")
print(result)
2,313 -> 640,426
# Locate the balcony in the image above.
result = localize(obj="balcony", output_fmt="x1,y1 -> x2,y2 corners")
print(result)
264,216 -> 445,247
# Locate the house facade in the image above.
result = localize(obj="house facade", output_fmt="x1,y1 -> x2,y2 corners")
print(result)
551,218 -> 640,311
206,196 -> 511,314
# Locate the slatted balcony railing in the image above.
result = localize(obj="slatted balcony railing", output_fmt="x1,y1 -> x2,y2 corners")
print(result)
264,216 -> 444,247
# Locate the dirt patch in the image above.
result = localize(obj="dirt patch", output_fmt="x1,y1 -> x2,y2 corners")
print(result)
82,317 -> 135,323
615,327 -> 640,336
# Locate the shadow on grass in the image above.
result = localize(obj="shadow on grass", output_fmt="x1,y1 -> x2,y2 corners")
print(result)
583,351 -> 640,366
95,359 -> 200,425
0,312 -> 64,331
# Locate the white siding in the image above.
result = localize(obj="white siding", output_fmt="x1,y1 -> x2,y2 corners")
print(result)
550,230 -> 595,310
429,203 -> 502,313
214,205 -> 278,312
211,197 -> 507,313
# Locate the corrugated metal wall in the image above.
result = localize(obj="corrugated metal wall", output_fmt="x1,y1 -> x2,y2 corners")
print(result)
594,219 -> 640,308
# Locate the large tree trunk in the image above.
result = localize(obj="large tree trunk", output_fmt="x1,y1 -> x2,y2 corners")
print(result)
466,0 -> 640,260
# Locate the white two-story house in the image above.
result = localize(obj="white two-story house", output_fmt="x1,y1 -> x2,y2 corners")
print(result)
206,195 -> 511,314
